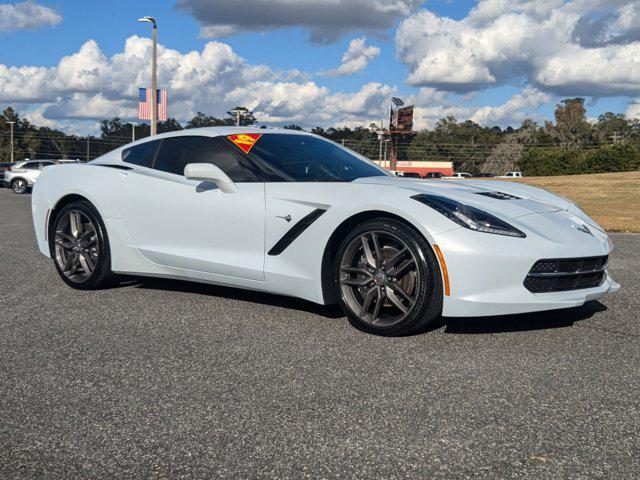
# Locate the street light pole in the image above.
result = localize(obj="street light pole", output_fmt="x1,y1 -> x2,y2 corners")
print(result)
138,16 -> 158,136
131,122 -> 136,142
7,121 -> 15,163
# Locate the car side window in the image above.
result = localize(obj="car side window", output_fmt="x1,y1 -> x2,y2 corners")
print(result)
122,140 -> 161,167
153,136 -> 256,182
41,162 -> 55,168
23,162 -> 39,170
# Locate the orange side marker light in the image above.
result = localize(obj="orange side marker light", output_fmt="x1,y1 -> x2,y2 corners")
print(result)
44,209 -> 51,242
433,244 -> 451,296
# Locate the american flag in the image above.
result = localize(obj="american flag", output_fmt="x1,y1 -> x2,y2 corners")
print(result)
138,88 -> 167,121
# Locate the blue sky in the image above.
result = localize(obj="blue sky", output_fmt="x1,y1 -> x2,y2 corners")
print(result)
1,0 -> 639,134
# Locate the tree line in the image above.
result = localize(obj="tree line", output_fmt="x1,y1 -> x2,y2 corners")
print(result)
2,98 -> 640,176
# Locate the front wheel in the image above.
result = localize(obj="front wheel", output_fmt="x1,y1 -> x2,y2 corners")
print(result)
334,218 -> 443,336
51,201 -> 118,290
11,178 -> 27,194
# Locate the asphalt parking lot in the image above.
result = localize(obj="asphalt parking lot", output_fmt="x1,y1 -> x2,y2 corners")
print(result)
0,187 -> 638,479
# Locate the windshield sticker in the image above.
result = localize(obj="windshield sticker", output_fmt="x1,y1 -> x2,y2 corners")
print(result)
228,133 -> 262,154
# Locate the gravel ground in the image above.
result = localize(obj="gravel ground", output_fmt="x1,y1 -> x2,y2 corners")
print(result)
0,188 -> 638,479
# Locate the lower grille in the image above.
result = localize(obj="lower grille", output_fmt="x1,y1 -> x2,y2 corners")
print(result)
524,256 -> 608,293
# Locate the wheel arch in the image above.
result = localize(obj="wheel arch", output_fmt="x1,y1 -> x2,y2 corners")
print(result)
320,210 -> 437,305
48,193 -> 103,257
10,176 -> 28,190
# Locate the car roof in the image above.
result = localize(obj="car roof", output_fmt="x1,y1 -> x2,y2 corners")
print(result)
93,127 -> 334,165
135,126 -> 310,142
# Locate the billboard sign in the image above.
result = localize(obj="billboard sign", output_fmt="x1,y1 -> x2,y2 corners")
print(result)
396,106 -> 414,132
389,104 -> 414,132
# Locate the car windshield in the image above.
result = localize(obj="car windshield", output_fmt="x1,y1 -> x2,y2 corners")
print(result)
238,134 -> 389,182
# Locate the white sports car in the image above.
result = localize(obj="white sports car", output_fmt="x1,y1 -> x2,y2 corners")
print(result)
31,128 -> 619,335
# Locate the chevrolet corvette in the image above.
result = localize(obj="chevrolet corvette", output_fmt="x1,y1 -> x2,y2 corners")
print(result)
31,128 -> 619,335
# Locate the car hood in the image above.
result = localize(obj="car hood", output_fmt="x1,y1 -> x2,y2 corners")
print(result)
353,176 -> 571,219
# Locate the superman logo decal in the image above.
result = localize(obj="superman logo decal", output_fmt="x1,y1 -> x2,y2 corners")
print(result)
228,133 -> 262,154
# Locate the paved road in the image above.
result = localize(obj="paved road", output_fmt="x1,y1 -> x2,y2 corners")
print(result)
0,188 -> 638,479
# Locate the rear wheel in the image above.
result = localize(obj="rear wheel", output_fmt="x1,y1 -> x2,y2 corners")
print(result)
11,178 -> 27,194
51,201 -> 118,289
334,218 -> 443,336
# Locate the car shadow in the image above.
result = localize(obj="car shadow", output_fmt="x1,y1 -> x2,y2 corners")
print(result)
129,276 -> 345,319
439,300 -> 607,334
124,276 -> 608,334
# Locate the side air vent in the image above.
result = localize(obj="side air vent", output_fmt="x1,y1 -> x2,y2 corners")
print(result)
476,191 -> 521,200
268,209 -> 327,256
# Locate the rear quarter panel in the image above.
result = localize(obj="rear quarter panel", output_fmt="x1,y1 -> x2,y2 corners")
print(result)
32,163 -> 127,258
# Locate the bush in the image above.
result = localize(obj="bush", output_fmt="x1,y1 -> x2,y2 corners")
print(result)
521,143 -> 640,176
583,144 -> 640,173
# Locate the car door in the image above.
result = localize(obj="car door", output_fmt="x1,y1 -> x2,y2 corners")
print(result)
119,135 -> 266,282
18,162 -> 40,184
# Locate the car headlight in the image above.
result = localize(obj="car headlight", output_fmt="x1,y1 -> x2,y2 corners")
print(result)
412,194 -> 526,238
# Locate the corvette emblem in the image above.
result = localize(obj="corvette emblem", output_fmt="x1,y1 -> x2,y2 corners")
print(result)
228,133 -> 262,154
573,224 -> 593,236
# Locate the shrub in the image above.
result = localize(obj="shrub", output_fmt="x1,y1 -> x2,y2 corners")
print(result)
521,143 -> 640,176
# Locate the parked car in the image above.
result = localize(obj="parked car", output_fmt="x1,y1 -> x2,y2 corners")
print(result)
500,171 -> 523,178
399,172 -> 421,178
444,172 -> 472,179
32,127 -> 619,336
0,162 -> 16,187
4,160 -> 57,194
424,172 -> 443,179
474,172 -> 495,178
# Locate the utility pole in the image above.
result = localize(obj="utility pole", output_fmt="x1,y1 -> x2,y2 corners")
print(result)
383,140 -> 388,168
7,121 -> 15,163
611,131 -> 622,145
139,17 -> 158,135
131,122 -> 136,142
228,107 -> 253,127
86,137 -> 90,161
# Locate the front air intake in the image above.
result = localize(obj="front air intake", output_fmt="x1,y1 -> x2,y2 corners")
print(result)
524,256 -> 608,293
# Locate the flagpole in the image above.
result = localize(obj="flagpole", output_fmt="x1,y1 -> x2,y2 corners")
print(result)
139,17 -> 158,135
151,21 -> 158,135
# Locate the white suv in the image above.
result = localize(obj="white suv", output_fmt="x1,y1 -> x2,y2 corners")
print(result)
500,171 -> 523,178
4,160 -> 57,194
444,172 -> 472,179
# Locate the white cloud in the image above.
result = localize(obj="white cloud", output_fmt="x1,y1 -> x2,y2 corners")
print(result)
396,0 -> 640,97
471,87 -> 552,125
0,36 -> 398,133
626,100 -> 640,120
176,0 -> 423,43
0,1 -> 61,32
323,37 -> 380,76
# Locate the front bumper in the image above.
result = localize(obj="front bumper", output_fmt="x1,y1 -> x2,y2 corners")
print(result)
433,213 -> 619,317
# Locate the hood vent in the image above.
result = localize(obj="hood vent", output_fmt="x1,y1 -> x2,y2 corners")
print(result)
476,191 -> 521,200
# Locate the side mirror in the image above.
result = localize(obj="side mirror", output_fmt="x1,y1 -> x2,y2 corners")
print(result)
184,163 -> 238,194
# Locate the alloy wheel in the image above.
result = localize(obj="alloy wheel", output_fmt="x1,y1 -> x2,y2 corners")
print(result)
339,230 -> 420,327
54,210 -> 99,283
12,179 -> 26,194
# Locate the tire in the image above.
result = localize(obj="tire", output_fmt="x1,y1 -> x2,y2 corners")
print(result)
50,200 -> 119,290
11,178 -> 28,194
334,218 -> 443,336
